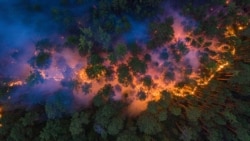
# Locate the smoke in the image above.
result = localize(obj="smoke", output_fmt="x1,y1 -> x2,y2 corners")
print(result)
123,18 -> 149,43
0,0 -> 233,117
0,0 -> 87,110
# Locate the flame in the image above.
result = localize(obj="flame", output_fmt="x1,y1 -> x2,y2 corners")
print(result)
73,12 -> 235,115
0,107 -> 2,128
8,81 -> 24,87
231,47 -> 236,55
225,0 -> 230,5
238,26 -> 244,30
197,62 -> 229,86
77,68 -> 91,83
224,26 -> 236,37
225,25 -> 246,38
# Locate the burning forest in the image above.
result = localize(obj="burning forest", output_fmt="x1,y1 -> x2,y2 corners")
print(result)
0,0 -> 249,140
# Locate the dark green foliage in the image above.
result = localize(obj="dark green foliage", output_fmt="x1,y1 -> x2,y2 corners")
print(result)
51,8 -> 73,26
179,126 -> 195,141
108,53 -> 117,64
158,110 -> 167,122
78,27 -> 93,55
9,122 -> 31,141
236,127 -> 250,141
93,93 -> 106,107
127,0 -> 164,19
107,116 -> 124,135
0,83 -> 10,98
39,120 -> 71,141
0,111 -> 19,139
115,43 -> 127,59
65,35 -> 79,46
137,112 -> 162,135
117,64 -> 132,86
2,1 -> 250,141
95,27 -> 111,51
127,42 -> 142,56
69,111 -> 90,140
147,101 -> 158,114
85,65 -> 107,79
94,104 -> 117,135
142,75 -> 153,88
229,63 -> 250,85
185,107 -> 201,122
111,0 -> 127,12
87,54 -> 104,65
176,41 -> 189,55
45,90 -> 73,119
117,131 -> 140,141
91,2 -> 131,34
169,106 -> 182,116
97,84 -> 115,98
160,90 -> 171,105
128,57 -> 147,74
137,90 -> 147,101
20,112 -> 39,127
7,112 -> 41,141
148,17 -> 174,48
201,16 -> 220,37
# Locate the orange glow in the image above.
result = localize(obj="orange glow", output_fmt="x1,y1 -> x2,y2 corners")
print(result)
238,26 -> 243,30
77,68 -> 91,83
224,26 -> 236,37
73,12 -> 235,115
231,47 -> 236,55
8,81 -> 23,87
197,62 -> 229,86
0,107 -> 2,128
127,100 -> 149,116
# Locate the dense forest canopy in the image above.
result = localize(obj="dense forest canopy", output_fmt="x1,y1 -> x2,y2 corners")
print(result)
0,0 -> 250,140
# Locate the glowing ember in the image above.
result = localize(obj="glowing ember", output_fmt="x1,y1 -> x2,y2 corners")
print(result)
0,107 -> 2,128
238,26 -> 243,30
197,62 -> 229,86
225,26 -> 236,37
8,81 -> 24,87
0,4 -> 236,116
71,12 -> 234,115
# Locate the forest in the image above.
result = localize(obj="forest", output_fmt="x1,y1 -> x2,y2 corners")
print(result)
0,0 -> 249,140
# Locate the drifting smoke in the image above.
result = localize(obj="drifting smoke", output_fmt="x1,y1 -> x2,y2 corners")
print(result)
0,0 -> 234,117
0,0 -> 87,110
123,18 -> 149,43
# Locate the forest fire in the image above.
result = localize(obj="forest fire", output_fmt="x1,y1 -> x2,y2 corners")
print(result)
1,1 -> 249,140
197,62 -> 230,86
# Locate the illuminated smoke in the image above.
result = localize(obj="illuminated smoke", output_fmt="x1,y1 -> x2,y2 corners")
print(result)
0,1 -> 235,116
